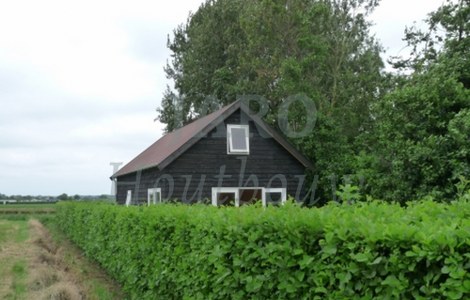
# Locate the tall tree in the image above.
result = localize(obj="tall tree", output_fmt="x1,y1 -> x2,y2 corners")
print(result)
362,0 -> 470,202
158,0 -> 384,133
157,0 -> 247,131
158,0 -> 385,202
390,0 -> 469,83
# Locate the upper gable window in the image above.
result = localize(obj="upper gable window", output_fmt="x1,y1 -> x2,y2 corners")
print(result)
227,124 -> 249,154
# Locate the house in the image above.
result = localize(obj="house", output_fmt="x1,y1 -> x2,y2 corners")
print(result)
111,100 -> 313,206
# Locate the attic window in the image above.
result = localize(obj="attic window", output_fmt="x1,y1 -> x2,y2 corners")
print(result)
227,124 -> 249,154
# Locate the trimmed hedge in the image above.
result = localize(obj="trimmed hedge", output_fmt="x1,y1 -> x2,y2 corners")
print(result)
56,200 -> 470,299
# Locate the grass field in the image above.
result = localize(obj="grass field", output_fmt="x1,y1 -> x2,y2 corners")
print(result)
0,203 -> 57,208
0,203 -> 57,215
0,216 -> 124,299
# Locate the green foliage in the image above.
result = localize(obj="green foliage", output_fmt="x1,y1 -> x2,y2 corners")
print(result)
390,0 -> 469,80
57,200 -> 470,299
356,0 -> 470,203
455,176 -> 470,199
159,0 -> 385,135
363,63 -> 470,202
155,0 -> 469,204
335,184 -> 361,204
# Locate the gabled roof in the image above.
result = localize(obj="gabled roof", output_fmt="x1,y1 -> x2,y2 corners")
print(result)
112,100 -> 313,178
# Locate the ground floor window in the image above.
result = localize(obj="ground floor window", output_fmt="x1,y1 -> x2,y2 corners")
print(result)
147,188 -> 162,205
265,188 -> 287,206
211,187 -> 287,207
212,187 -> 238,206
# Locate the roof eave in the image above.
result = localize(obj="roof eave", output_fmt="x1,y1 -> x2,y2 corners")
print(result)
112,101 -> 242,179
111,163 -> 161,179
157,101 -> 242,170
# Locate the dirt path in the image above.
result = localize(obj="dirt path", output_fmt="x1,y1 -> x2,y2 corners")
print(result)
0,219 -> 92,299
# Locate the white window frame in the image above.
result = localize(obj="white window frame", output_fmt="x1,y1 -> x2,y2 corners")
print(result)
227,124 -> 250,155
212,187 -> 240,206
211,187 -> 287,207
265,188 -> 287,205
147,188 -> 162,205
125,190 -> 132,207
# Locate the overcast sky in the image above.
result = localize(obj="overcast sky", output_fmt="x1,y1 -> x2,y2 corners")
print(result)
0,0 -> 446,196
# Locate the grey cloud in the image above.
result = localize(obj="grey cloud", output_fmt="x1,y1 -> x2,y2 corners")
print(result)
121,20 -> 173,63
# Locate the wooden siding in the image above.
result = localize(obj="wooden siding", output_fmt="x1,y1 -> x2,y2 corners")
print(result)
116,109 -> 308,205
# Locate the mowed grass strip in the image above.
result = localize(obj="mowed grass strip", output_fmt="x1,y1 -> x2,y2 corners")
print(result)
41,218 -> 125,300
0,218 -> 125,300
0,220 -> 29,299
6,260 -> 28,300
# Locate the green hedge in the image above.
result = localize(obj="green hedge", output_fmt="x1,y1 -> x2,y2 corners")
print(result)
56,200 -> 470,299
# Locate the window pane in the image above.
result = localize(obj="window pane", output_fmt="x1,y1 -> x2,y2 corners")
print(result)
217,192 -> 235,206
239,189 -> 262,206
231,128 -> 247,150
148,189 -> 161,205
266,192 -> 282,206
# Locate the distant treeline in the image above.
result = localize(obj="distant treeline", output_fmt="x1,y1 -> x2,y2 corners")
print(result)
0,193 -> 113,201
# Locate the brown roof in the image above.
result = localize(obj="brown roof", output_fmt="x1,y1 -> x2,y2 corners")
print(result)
112,100 -> 312,178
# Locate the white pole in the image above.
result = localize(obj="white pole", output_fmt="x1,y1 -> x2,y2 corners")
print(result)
109,162 -> 123,195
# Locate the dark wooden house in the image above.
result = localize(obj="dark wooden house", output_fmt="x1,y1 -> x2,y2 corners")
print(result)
111,100 -> 313,206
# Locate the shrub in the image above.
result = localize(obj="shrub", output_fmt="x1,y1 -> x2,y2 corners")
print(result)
56,199 -> 470,299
